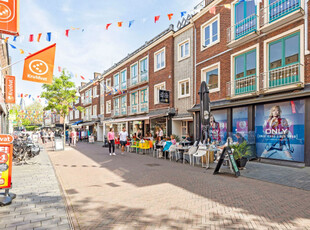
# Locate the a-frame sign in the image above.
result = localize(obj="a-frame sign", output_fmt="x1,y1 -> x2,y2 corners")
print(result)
213,146 -> 240,177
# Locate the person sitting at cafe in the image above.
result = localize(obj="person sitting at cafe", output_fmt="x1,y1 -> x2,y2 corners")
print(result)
132,133 -> 137,141
170,135 -> 177,145
137,129 -> 142,141
185,133 -> 191,142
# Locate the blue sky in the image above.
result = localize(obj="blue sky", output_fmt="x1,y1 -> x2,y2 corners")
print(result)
9,0 -> 199,105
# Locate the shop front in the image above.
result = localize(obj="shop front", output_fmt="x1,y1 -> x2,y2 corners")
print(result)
150,116 -> 167,139
189,96 -> 310,166
172,115 -> 194,141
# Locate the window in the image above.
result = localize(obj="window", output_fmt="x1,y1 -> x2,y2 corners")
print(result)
120,69 -> 127,90
81,111 -> 84,119
85,91 -> 89,104
81,93 -> 84,104
113,73 -> 119,91
93,86 -> 97,97
179,39 -> 190,60
154,82 -> 166,104
234,0 -> 256,39
114,98 -> 119,115
181,121 -> 187,138
93,105 -> 97,116
86,106 -> 91,120
100,83 -> 104,95
75,97 -> 79,104
106,79 -> 111,92
201,15 -> 219,49
140,88 -> 148,112
121,95 -> 127,115
131,92 -> 138,113
234,49 -> 257,95
178,79 -> 190,98
268,32 -> 300,88
106,100 -> 111,114
75,110 -> 79,119
130,63 -> 138,86
201,63 -> 220,92
139,57 -> 148,82
154,48 -> 165,71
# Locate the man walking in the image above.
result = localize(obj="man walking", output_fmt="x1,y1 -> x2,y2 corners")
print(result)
119,127 -> 128,154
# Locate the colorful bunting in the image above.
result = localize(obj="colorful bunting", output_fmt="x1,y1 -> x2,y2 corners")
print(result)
37,33 -> 42,42
181,11 -> 186,17
9,44 -> 16,49
118,22 -> 123,27
129,20 -> 135,28
154,16 -> 160,23
209,6 -> 216,14
4,37 -> 9,43
58,66 -> 61,72
65,29 -> 69,37
81,76 -> 85,80
167,13 -> 173,20
106,23 -> 112,30
19,49 -> 24,54
13,36 -> 17,42
46,32 -> 52,42
29,34 -> 34,42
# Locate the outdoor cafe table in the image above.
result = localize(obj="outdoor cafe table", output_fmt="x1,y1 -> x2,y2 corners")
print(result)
203,146 -> 220,169
176,146 -> 191,163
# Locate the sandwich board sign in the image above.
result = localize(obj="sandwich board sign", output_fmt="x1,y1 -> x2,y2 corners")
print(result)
213,146 -> 240,177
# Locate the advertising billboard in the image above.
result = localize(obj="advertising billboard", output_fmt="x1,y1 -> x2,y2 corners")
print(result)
255,100 -> 305,162
210,109 -> 227,145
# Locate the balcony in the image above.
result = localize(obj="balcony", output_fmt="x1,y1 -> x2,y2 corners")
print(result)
227,14 -> 259,47
260,0 -> 304,32
226,75 -> 258,98
260,63 -> 303,92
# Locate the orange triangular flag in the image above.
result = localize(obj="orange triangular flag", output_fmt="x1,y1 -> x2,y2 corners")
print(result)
167,13 -> 173,20
19,49 -> 24,54
154,16 -> 160,23
4,37 -> 9,43
37,33 -> 42,42
22,43 -> 56,84
118,22 -> 123,27
106,23 -> 112,30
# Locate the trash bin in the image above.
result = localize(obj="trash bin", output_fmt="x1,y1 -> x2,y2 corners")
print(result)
54,137 -> 64,151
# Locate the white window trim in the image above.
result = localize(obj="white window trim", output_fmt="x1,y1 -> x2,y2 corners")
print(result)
75,110 -> 79,119
263,25 -> 304,91
130,62 -> 139,85
178,78 -> 190,99
230,44 -> 260,97
200,14 -> 220,51
113,73 -> 120,89
114,98 -> 120,109
93,105 -> 97,116
106,79 -> 112,92
139,87 -> 149,104
154,47 -> 166,72
106,100 -> 111,114
93,86 -> 97,98
178,39 -> 190,61
139,55 -> 149,81
154,82 -> 166,104
201,62 -> 220,93
120,68 -> 127,90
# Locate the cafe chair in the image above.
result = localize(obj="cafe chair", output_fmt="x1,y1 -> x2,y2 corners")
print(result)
130,141 -> 140,153
139,141 -> 150,154
192,146 -> 207,167
168,145 -> 179,161
183,145 -> 197,165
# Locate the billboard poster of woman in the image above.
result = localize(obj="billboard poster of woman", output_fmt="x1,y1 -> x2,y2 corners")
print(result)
255,100 -> 305,162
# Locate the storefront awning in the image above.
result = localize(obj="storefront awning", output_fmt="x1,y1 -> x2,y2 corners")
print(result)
78,121 -> 96,126
103,116 -> 149,124
72,120 -> 83,125
172,116 -> 193,121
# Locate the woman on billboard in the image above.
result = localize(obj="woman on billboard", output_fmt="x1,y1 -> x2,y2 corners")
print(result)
261,105 -> 294,160
209,114 -> 221,144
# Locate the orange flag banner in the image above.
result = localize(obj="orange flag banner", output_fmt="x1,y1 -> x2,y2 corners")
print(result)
37,33 -> 42,42
117,22 -> 123,27
0,0 -> 19,36
167,13 -> 173,20
22,43 -> 56,84
5,76 -> 15,104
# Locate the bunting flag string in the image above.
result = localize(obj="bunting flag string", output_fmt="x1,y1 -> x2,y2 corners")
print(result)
65,29 -> 69,37
167,13 -> 173,20
154,16 -> 160,23
37,33 -> 42,42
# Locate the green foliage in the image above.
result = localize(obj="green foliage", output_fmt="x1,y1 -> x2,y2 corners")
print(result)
26,101 -> 44,112
41,70 -> 84,118
231,141 -> 252,160
22,119 -> 31,126
172,134 -> 180,142
25,125 -> 39,131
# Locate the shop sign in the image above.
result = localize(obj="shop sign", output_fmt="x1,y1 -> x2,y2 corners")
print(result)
0,144 -> 13,189
5,76 -> 15,104
159,90 -> 169,104
255,100 -> 305,162
0,134 -> 14,144
0,0 -> 19,36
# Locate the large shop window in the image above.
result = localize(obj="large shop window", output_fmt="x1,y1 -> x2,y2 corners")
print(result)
130,63 -> 138,86
234,0 -> 256,39
234,49 -> 256,95
121,69 -> 127,90
269,0 -> 300,22
232,107 -> 249,142
209,109 -> 227,145
269,32 -> 300,88
255,99 -> 305,162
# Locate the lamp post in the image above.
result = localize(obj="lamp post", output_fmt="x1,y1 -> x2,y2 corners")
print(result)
198,81 -> 210,144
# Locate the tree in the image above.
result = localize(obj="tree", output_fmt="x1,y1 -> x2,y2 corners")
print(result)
26,100 -> 44,112
41,71 -> 83,147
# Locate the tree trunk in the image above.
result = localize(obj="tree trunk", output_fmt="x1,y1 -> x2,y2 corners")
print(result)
63,115 -> 66,150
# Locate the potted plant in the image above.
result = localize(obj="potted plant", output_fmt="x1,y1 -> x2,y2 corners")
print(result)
230,141 -> 252,169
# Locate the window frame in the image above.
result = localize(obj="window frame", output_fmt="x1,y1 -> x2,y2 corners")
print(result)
106,100 -> 111,114
178,78 -> 190,98
201,62 -> 220,93
139,56 -> 149,82
120,68 -> 127,90
75,109 -> 79,119
93,105 -> 97,116
130,62 -> 138,86
178,39 -> 190,61
234,49 -> 257,80
200,14 -> 220,51
106,78 -> 112,92
154,47 -> 166,72
154,82 -> 166,104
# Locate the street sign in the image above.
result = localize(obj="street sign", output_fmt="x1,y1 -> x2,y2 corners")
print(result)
159,90 -> 169,104
0,144 -> 13,189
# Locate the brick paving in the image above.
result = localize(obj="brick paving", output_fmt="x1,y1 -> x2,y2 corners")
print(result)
0,144 -> 72,230
46,142 -> 310,230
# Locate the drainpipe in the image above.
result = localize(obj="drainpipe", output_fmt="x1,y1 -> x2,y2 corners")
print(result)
305,0 -> 310,55
194,23 -> 197,105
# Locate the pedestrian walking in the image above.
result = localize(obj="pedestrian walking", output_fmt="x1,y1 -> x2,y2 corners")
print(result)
108,128 -> 116,155
119,127 -> 128,154
71,129 -> 77,146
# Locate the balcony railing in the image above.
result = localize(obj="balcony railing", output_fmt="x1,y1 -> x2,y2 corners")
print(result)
260,0 -> 301,27
227,75 -> 258,98
140,70 -> 148,82
140,103 -> 149,113
227,14 -> 258,43
130,77 -> 138,87
260,63 -> 302,90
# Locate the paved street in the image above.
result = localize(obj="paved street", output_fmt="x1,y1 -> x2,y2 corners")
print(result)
0,145 -> 72,230
47,142 -> 310,230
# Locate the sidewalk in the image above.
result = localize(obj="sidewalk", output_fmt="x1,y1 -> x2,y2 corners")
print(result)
0,144 -> 72,230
